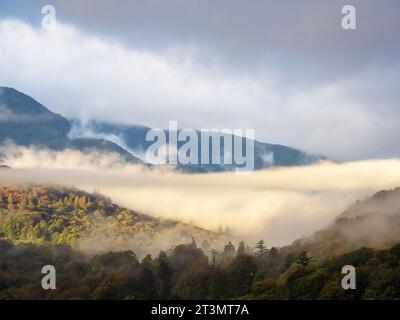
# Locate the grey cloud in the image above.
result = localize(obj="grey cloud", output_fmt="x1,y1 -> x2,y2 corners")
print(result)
28,0 -> 400,82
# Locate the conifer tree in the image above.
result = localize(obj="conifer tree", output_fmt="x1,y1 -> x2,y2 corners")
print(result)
237,240 -> 246,256
295,251 -> 313,267
255,240 -> 268,257
223,241 -> 236,256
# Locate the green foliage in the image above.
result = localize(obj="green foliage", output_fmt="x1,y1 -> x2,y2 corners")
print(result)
0,185 -> 215,256
1,185 -> 400,300
227,254 -> 257,297
248,244 -> 400,300
295,251 -> 313,268
0,238 -> 400,300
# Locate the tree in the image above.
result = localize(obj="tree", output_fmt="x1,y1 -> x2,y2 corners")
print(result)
38,196 -> 47,208
28,196 -> 35,209
269,247 -> 278,260
79,196 -> 87,208
74,196 -> 79,209
156,251 -> 171,298
223,241 -> 236,257
201,240 -> 210,252
208,269 -> 228,299
237,240 -> 246,256
91,276 -> 119,300
255,240 -> 268,257
141,254 -> 153,267
227,255 -> 257,297
210,249 -> 218,268
389,243 -> 400,258
190,236 -> 197,248
173,264 -> 209,299
295,251 -> 313,268
7,194 -> 14,210
18,197 -> 28,210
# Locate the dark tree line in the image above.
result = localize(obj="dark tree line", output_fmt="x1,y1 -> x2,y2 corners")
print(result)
1,238 -> 400,300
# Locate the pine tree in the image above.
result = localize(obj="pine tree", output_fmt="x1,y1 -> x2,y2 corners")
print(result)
190,236 -> 197,248
223,241 -> 236,256
255,240 -> 268,257
295,251 -> 313,267
269,246 -> 278,260
210,249 -> 218,268
237,240 -> 246,256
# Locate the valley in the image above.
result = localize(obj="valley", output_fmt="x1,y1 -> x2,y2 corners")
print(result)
0,183 -> 400,299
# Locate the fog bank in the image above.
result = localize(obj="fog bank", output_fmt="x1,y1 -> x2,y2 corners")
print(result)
2,145 -> 400,246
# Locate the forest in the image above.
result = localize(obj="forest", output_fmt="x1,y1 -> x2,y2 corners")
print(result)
0,184 -> 400,300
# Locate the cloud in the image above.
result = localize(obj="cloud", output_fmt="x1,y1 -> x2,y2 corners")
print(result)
3,144 -> 400,247
0,16 -> 400,161
27,1 -> 400,78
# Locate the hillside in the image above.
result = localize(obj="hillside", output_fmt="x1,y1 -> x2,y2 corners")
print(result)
0,185 -> 399,299
0,184 -> 222,257
291,188 -> 400,260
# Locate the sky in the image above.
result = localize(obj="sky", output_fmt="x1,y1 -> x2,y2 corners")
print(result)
0,0 -> 400,161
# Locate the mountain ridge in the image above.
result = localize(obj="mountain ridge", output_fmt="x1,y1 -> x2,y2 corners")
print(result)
0,86 -> 326,172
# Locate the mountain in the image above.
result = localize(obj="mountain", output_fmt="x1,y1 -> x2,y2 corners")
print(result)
0,87 -> 143,164
0,87 -> 70,148
70,119 -> 326,172
66,138 -> 142,163
0,86 -> 325,171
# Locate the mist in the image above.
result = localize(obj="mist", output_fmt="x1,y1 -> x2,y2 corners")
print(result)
2,144 -> 400,247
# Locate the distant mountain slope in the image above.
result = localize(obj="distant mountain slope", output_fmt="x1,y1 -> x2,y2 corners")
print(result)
67,138 -> 143,163
0,184 -> 222,257
0,87 -> 70,148
0,87 -> 143,164
70,119 -> 326,172
0,86 -> 325,171
287,188 -> 400,260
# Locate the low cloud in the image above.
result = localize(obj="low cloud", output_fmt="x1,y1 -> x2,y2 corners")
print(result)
2,145 -> 400,247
